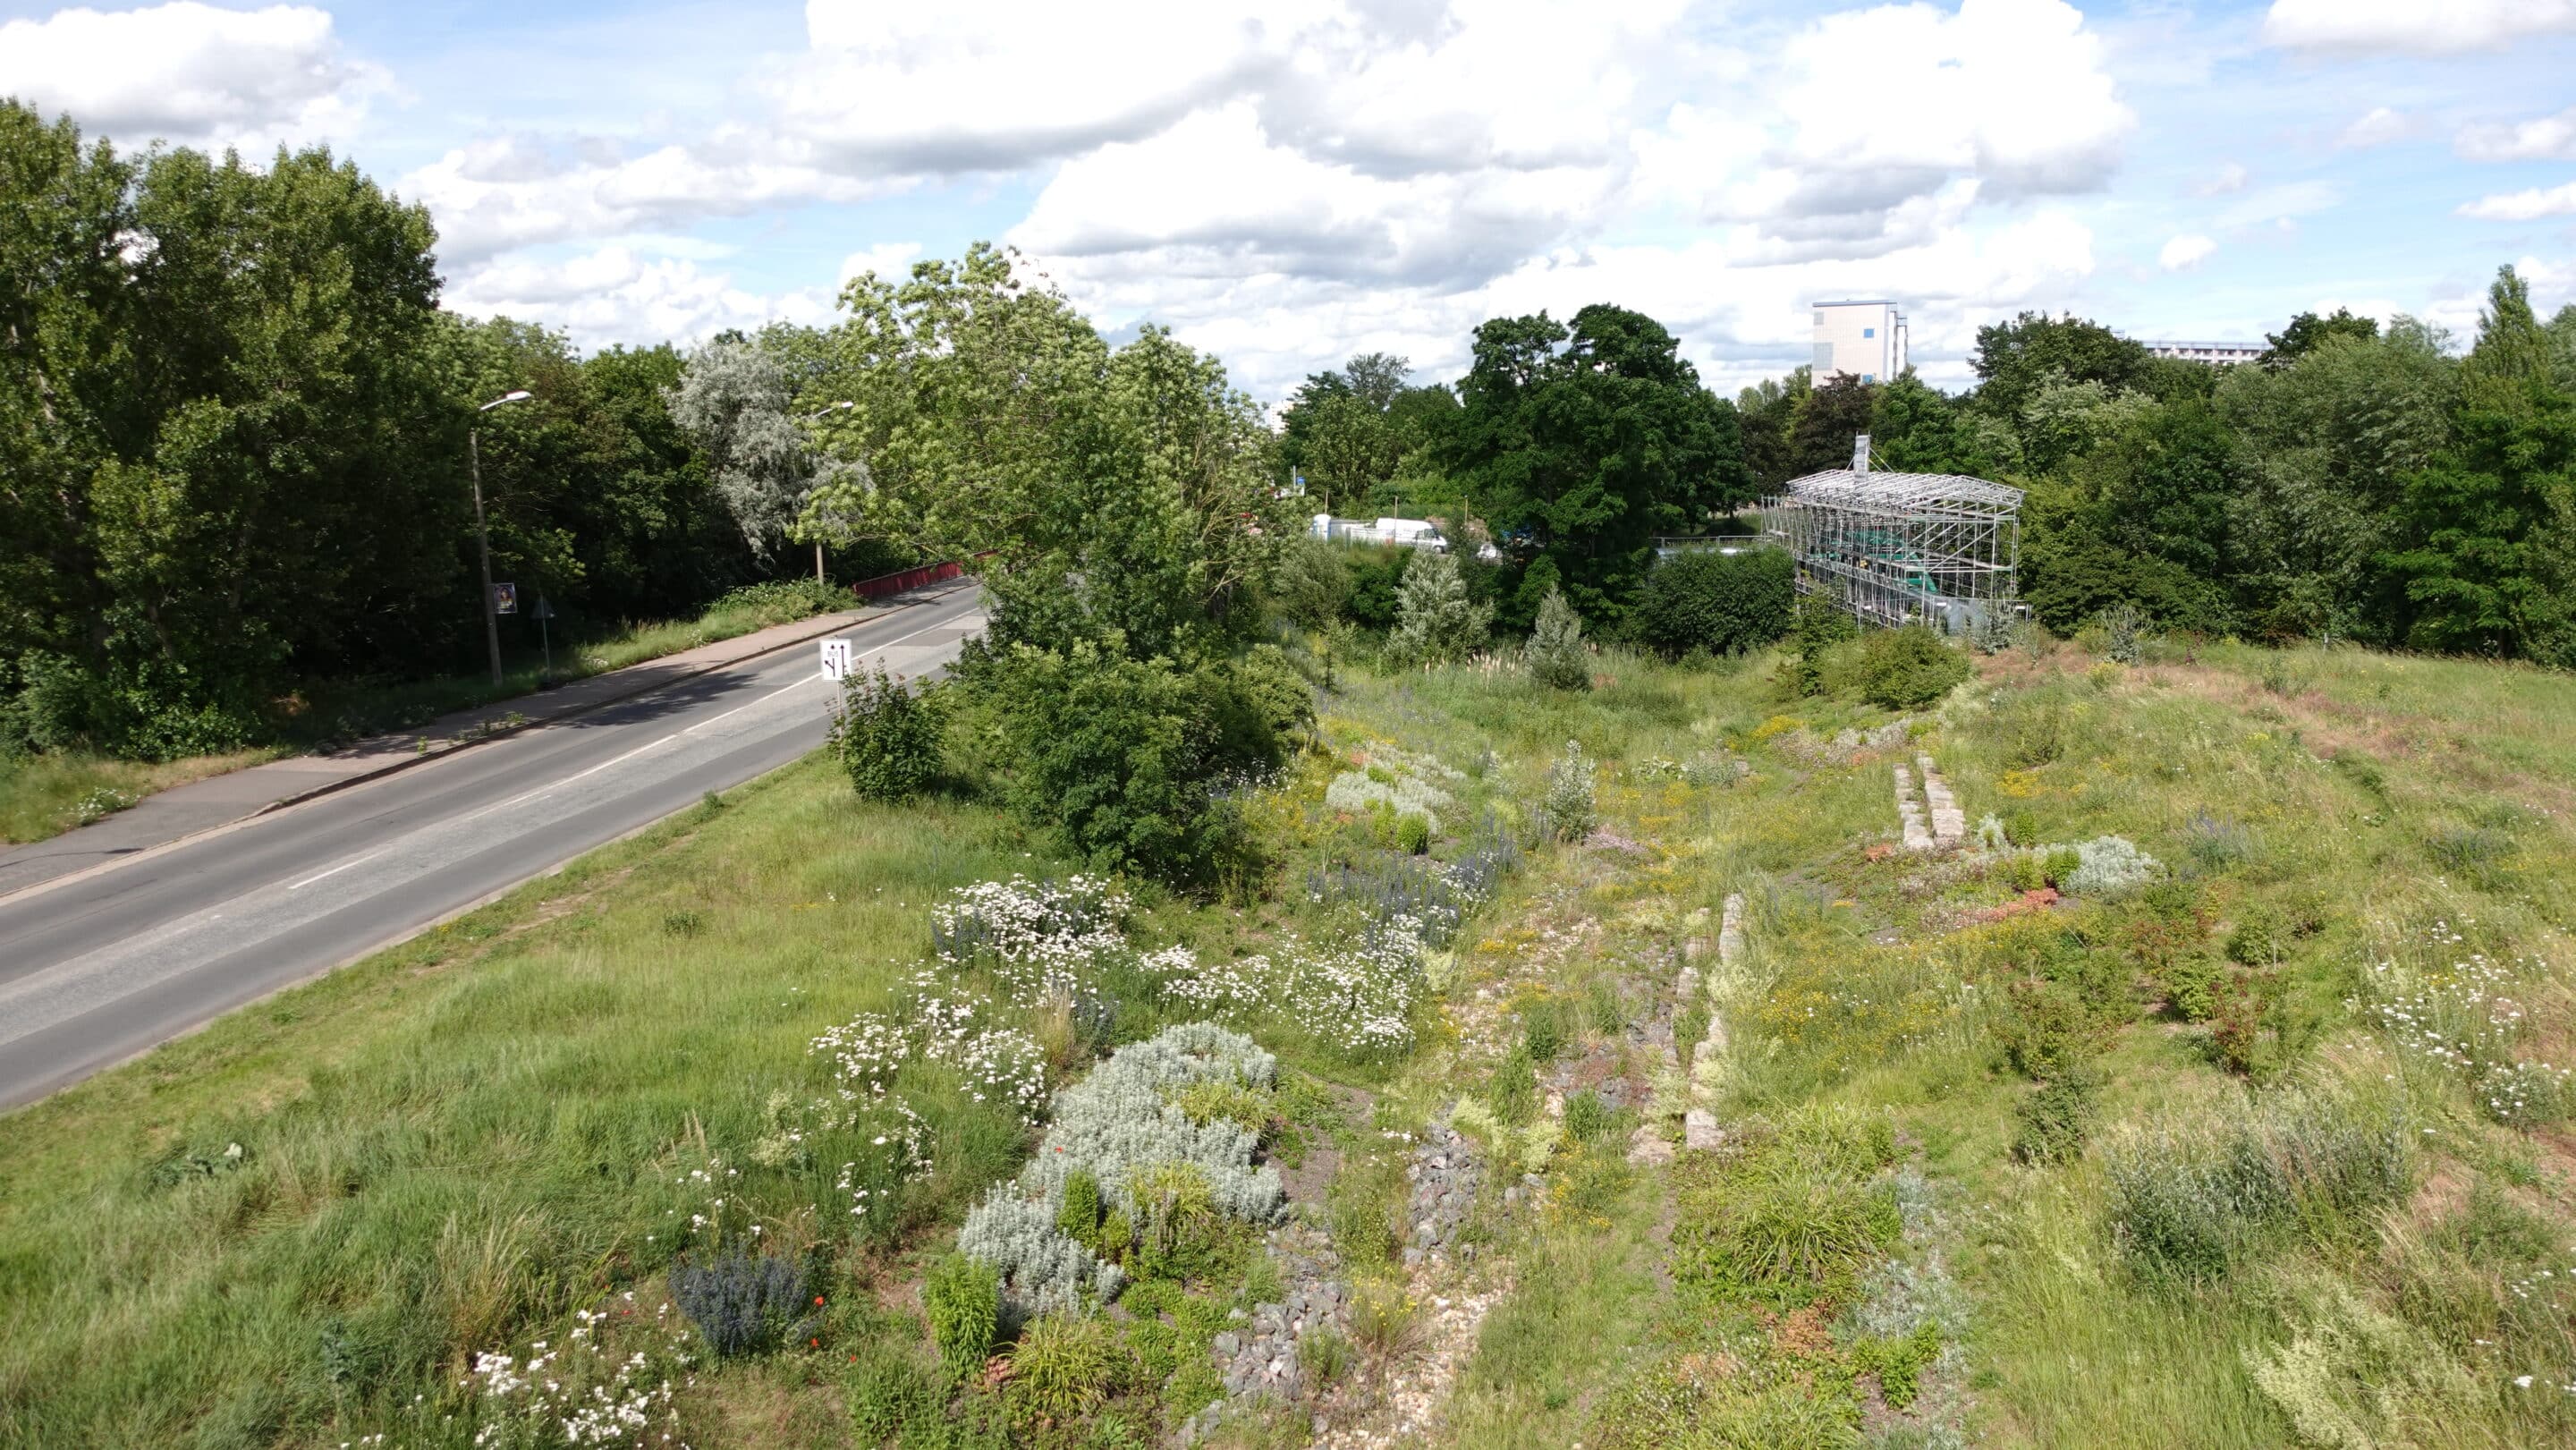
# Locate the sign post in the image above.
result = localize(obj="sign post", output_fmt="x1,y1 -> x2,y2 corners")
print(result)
531,594 -> 556,676
819,639 -> 853,683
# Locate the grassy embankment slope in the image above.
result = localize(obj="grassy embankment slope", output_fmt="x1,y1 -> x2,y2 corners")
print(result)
0,579 -> 851,844
3,632 -> 2572,1449
1432,638 -> 2576,1450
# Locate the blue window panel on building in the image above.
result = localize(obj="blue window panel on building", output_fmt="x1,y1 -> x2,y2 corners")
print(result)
1863,326 -> 1875,337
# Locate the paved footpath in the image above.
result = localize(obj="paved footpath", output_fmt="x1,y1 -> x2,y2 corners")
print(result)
0,581 -> 985,1110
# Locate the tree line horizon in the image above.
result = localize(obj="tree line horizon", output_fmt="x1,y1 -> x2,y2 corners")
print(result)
5,103 -> 2572,764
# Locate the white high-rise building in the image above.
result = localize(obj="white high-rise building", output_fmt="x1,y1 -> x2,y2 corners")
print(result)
1810,300 -> 1908,384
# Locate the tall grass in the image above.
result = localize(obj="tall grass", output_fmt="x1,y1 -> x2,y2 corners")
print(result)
0,759 -> 1031,1447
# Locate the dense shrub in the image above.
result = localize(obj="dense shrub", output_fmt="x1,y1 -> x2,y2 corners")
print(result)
2103,1079 -> 2411,1280
1341,545 -> 1410,630
834,666 -> 942,801
1540,739 -> 1597,841
1996,976 -> 2111,1080
1633,547 -> 1795,659
848,1342 -> 942,1443
1857,624 -> 1970,709
1671,1110 -> 1901,1309
1783,595 -> 1858,696
1523,587 -> 1592,690
1009,1312 -> 1125,1420
670,1249 -> 812,1357
1386,546 -> 1492,666
925,1253 -> 1002,1382
2011,1065 -> 2102,1163
1270,535 -> 1351,630
957,641 -> 1308,888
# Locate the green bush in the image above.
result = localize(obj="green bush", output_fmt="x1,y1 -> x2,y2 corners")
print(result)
1341,545 -> 1410,631
849,1341 -> 943,1445
926,1253 -> 1002,1384
835,666 -> 943,801
1394,811 -> 1431,855
1491,1051 -> 1539,1127
1672,1132 -> 1902,1310
2012,1066 -> 2102,1163
1523,586 -> 1592,690
1563,1090 -> 1617,1144
1783,595 -> 1858,697
1996,976 -> 2110,1080
2038,846 -> 2082,888
956,640 -> 1307,889
1521,1000 -> 1567,1062
2161,955 -> 2225,1022
1056,1169 -> 1103,1244
1271,536 -> 1351,630
1857,624 -> 1970,710
1850,1322 -> 1942,1410
1632,547 -> 1795,660
2104,1080 -> 2411,1280
1008,1312 -> 1124,1421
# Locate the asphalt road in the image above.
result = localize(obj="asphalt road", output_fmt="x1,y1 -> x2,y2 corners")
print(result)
0,583 -> 987,1110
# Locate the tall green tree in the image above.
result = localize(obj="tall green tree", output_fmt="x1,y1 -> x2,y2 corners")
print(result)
1868,371 -> 2022,477
2260,308 -> 2379,370
2217,319 -> 2456,640
1788,374 -> 1877,476
803,244 -> 1281,662
1442,305 -> 1750,621
4,106 -> 463,753
2379,267 -> 2576,662
1735,369 -> 1808,488
1970,311 -> 2155,421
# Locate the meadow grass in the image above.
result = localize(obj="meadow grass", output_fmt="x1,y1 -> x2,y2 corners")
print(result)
0,761 -> 1044,1447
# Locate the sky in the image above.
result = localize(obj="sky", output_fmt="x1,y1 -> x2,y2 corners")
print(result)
4,0 -> 2574,403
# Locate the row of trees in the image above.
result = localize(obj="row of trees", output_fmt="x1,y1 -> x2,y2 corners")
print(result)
9,93 -> 2571,768
1731,284 -> 2576,663
0,104 -> 901,758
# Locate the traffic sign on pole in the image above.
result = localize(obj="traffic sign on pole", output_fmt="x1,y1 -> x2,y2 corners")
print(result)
819,640 -> 853,681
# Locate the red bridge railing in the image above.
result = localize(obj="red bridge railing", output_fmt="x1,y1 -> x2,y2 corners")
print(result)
848,553 -> 993,601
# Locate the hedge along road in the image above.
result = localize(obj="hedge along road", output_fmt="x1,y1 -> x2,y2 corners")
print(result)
0,582 -> 988,1111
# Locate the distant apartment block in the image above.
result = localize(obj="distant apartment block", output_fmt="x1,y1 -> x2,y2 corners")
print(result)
2140,339 -> 2264,365
1811,300 -> 1908,384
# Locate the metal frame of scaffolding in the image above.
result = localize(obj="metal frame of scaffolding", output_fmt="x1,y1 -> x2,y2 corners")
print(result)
1759,469 -> 2023,631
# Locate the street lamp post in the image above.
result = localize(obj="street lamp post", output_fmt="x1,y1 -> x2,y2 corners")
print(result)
470,390 -> 533,686
799,401 -> 855,583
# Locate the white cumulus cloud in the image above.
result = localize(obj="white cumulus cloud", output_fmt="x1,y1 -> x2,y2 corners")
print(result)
0,2 -> 386,152
2160,233 -> 2218,270
2262,0 -> 2576,55
445,245 -> 847,350
2457,106 -> 2576,161
2338,106 -> 2411,148
401,132 -> 908,264
2457,181 -> 2576,220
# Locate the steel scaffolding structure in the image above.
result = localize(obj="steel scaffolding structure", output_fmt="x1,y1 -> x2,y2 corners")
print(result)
1760,468 -> 2023,631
